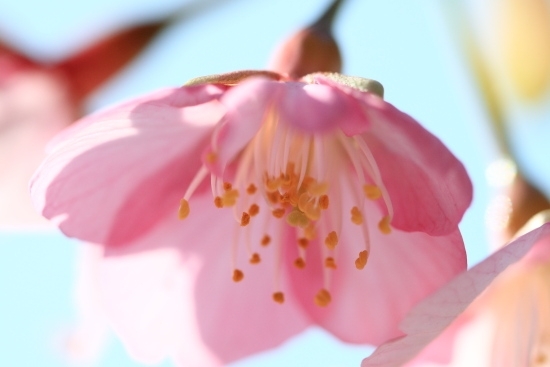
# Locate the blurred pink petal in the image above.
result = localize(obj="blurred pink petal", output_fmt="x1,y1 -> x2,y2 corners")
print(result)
361,221 -> 550,367
99,193 -> 309,366
0,52 -> 75,227
31,71 -> 472,365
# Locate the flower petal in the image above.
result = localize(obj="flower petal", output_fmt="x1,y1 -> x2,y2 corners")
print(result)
283,185 -> 467,346
361,222 -> 550,367
31,85 -> 226,246
314,74 -> 472,235
360,105 -> 472,236
208,78 -> 365,175
98,192 -> 309,366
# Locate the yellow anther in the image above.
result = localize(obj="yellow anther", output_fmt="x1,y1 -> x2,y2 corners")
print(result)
246,184 -> 257,194
249,253 -> 261,264
363,184 -> 382,200
355,250 -> 369,270
248,204 -> 260,216
307,181 -> 329,196
351,206 -> 363,225
224,189 -> 239,198
282,190 -> 299,206
214,196 -> 223,208
240,212 -> 251,226
272,208 -> 286,218
273,292 -> 285,304
314,289 -> 332,307
294,257 -> 306,269
298,193 -> 310,212
205,152 -> 217,163
222,189 -> 239,207
378,215 -> 392,234
178,199 -> 190,220
297,238 -> 309,249
318,195 -> 329,210
286,209 -> 310,228
223,182 -> 232,191
222,196 -> 237,207
324,231 -> 338,250
304,202 -> 321,221
232,269 -> 244,282
265,177 -> 281,191
325,257 -> 337,269
261,235 -> 271,246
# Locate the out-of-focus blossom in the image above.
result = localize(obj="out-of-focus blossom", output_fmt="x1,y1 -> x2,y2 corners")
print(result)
361,214 -> 550,367
0,18 -> 171,228
498,0 -> 550,101
30,66 -> 472,365
0,44 -> 75,226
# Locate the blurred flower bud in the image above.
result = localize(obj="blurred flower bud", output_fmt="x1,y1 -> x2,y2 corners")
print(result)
486,158 -> 550,243
269,0 -> 344,78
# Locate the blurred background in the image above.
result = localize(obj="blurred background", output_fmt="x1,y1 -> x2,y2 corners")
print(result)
1,0 -> 549,366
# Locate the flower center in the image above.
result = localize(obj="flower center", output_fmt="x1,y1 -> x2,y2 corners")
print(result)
178,113 -> 393,307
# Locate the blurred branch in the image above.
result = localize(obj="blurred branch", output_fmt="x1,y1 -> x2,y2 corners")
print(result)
441,1 -> 513,159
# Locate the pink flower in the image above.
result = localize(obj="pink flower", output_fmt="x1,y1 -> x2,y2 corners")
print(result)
31,70 -> 472,365
361,216 -> 550,367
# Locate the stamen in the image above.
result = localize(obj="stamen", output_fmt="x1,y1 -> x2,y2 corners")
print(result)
214,196 -> 223,208
355,250 -> 369,270
297,238 -> 309,249
248,204 -> 260,216
294,257 -> 306,269
324,231 -> 338,249
325,257 -> 337,269
286,209 -> 310,228
314,289 -> 332,307
240,212 -> 251,226
272,208 -> 286,218
223,182 -> 232,191
273,292 -> 285,304
304,202 -> 321,220
246,183 -> 257,194
378,215 -> 392,234
363,184 -> 382,200
222,189 -> 239,207
307,181 -> 329,196
232,269 -> 244,282
351,206 -> 363,225
249,253 -> 261,264
178,199 -> 190,220
319,195 -> 329,209
261,235 -> 271,246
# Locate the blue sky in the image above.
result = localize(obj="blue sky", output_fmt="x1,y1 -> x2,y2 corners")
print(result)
1,0 -> 534,366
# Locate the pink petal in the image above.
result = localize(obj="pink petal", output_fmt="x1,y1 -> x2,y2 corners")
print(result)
30,85 -> 226,246
361,106 -> 472,235
63,243 -> 109,364
208,78 -> 365,175
313,74 -> 472,236
283,186 -> 466,346
361,222 -> 550,367
99,192 -> 309,366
